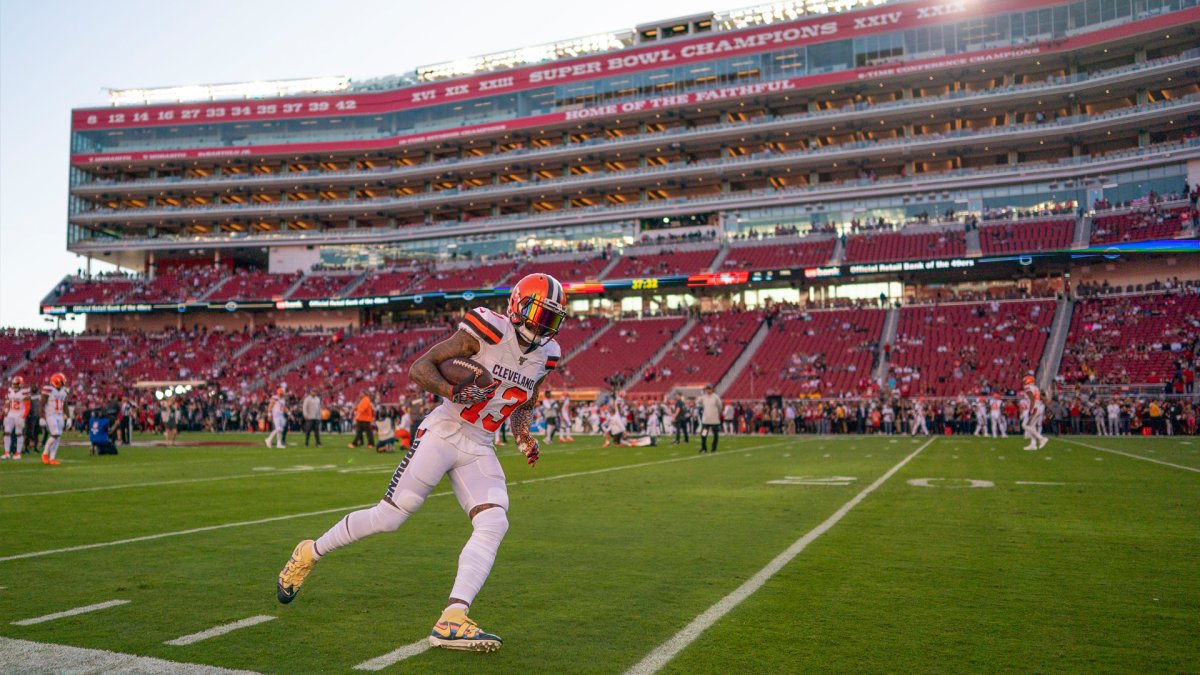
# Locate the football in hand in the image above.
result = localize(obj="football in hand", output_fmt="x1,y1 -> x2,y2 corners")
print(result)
438,357 -> 494,388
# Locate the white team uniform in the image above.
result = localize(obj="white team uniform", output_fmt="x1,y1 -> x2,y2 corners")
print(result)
4,388 -> 30,435
911,401 -> 929,435
42,385 -> 68,435
974,399 -> 989,437
1021,384 -> 1047,449
391,307 -> 560,514
4,387 -> 30,456
989,397 -> 1006,437
271,396 -> 287,430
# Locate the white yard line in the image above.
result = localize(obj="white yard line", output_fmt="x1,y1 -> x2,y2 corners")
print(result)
352,639 -> 432,670
0,440 -> 792,563
1062,438 -> 1200,473
625,437 -> 936,675
0,467 -> 351,499
12,599 -> 130,626
165,615 -> 276,646
0,636 -> 258,674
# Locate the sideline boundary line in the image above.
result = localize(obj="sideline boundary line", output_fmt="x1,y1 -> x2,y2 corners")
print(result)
1062,438 -> 1200,473
625,437 -> 936,674
0,440 -> 791,563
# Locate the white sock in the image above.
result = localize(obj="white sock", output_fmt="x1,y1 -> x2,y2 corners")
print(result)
449,508 -> 508,607
445,601 -> 469,613
14,433 -> 23,453
314,500 -> 410,557
44,436 -> 59,459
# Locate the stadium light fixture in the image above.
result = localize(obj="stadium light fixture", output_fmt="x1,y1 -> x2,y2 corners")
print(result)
106,76 -> 349,106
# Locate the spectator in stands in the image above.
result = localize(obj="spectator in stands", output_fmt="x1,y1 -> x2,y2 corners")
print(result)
302,389 -> 322,447
349,393 -> 376,449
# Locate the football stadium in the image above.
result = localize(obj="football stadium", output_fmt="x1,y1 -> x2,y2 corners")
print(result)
1,0 -> 1199,671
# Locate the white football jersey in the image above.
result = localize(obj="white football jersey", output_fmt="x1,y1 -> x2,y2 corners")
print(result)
5,388 -> 30,417
425,306 -> 560,447
270,396 -> 286,417
42,385 -> 68,417
989,398 -> 1002,414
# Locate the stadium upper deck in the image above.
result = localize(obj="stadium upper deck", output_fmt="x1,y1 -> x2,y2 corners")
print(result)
63,0 -> 1200,274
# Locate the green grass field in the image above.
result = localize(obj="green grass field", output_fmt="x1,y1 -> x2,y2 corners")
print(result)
1,431 -> 1197,673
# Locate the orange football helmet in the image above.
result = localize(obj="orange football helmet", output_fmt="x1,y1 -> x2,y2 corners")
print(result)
507,273 -> 567,350
50,373 -> 67,388
1022,375 -> 1035,386
10,376 -> 23,389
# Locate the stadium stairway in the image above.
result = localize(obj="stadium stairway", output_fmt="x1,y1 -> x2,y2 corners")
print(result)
1037,296 -> 1075,392
197,275 -> 231,302
337,270 -> 372,298
1072,214 -> 1092,248
1,334 -> 54,379
595,254 -> 623,280
965,227 -> 982,256
561,320 -> 614,363
281,275 -> 308,300
714,319 -> 771,397
621,315 -> 697,394
268,338 -> 331,381
707,244 -> 732,272
829,236 -> 846,265
872,306 -> 900,383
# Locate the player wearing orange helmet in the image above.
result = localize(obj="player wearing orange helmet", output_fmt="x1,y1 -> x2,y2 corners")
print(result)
3,376 -> 31,460
265,387 -> 288,449
39,373 -> 69,464
276,272 -> 567,653
1021,375 -> 1048,450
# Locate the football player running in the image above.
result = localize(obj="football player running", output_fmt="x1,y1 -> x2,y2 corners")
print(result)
40,373 -> 68,465
276,273 -> 566,653
1022,375 -> 1049,450
2,376 -> 31,460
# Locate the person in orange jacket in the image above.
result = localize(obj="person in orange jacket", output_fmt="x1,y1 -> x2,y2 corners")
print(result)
349,393 -> 375,449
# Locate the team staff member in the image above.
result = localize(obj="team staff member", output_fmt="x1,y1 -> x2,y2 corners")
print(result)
349,392 -> 375,449
697,384 -> 723,453
672,392 -> 690,444
302,389 -> 323,447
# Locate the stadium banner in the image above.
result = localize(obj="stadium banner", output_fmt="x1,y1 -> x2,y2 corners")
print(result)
70,2 -> 1195,136
69,7 -> 1197,166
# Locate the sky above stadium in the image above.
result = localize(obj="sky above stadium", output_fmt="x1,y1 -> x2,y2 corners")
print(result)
0,0 -> 713,330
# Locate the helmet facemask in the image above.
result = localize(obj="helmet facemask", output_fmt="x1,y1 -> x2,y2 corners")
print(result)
510,294 -> 566,352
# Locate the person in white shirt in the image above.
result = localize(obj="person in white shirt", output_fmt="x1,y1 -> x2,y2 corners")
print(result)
722,402 -> 735,434
973,396 -> 989,437
1106,401 -> 1120,436
375,409 -> 398,452
697,385 -> 723,453
989,393 -> 1007,438
558,395 -> 574,442
911,398 -> 929,436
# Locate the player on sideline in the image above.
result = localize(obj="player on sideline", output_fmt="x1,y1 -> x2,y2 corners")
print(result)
911,397 -> 930,435
1022,375 -> 1049,450
973,396 -> 990,437
39,373 -> 68,465
2,376 -> 31,460
265,388 -> 287,449
989,392 -> 1007,438
276,273 -> 566,653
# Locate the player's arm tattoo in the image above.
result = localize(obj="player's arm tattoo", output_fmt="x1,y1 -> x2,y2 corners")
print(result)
510,376 -> 543,438
408,330 -> 481,399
